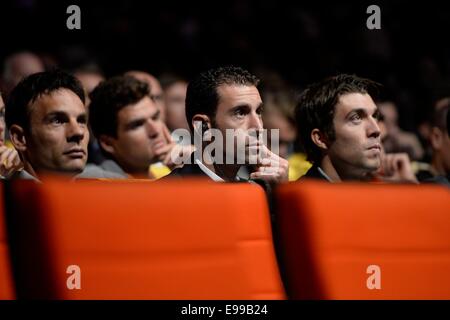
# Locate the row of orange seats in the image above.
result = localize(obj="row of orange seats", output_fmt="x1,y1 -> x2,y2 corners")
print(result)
1,178 -> 449,299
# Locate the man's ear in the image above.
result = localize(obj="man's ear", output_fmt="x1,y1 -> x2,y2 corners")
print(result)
430,126 -> 443,150
311,128 -> 329,150
9,125 -> 27,152
192,114 -> 211,133
98,135 -> 116,156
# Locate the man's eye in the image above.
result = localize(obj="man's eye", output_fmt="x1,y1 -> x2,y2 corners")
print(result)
129,121 -> 145,130
350,114 -> 362,122
50,118 -> 64,125
234,109 -> 246,117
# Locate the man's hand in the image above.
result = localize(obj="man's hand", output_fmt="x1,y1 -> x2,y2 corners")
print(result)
0,145 -> 23,178
376,152 -> 418,183
154,124 -> 195,170
249,143 -> 289,183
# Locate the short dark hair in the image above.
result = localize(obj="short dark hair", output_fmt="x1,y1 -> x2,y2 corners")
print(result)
295,74 -> 380,164
6,69 -> 85,131
431,105 -> 449,132
185,66 -> 260,132
89,75 -> 150,139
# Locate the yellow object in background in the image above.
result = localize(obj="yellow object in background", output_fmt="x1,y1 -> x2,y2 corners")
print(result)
288,153 -> 312,181
149,162 -> 172,179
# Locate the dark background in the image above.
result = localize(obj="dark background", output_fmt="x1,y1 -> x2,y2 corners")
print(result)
1,0 -> 449,130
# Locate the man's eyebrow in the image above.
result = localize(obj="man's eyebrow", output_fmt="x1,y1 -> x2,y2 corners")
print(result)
229,102 -> 264,112
77,112 -> 88,120
44,111 -> 69,118
151,109 -> 160,118
125,117 -> 146,127
346,107 -> 379,118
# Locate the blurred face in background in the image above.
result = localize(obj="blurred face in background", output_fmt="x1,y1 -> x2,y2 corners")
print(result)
74,71 -> 105,106
164,80 -> 189,131
263,105 -> 296,159
1,52 -> 45,96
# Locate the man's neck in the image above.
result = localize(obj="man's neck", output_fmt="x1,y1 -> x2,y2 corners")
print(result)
431,155 -> 447,176
23,160 -> 79,180
200,150 -> 241,182
23,161 -> 39,180
320,156 -> 342,182
320,156 -> 372,182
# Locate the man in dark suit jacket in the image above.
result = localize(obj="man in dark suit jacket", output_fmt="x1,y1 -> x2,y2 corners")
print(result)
164,66 -> 289,184
295,74 -> 383,182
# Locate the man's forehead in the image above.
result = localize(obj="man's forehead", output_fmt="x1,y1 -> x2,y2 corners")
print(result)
119,96 -> 157,120
335,92 -> 377,115
28,89 -> 86,120
217,84 -> 262,106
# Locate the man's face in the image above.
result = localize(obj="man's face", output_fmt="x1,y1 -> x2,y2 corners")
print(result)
326,93 -> 381,177
213,85 -> 264,163
107,96 -> 166,173
26,89 -> 89,174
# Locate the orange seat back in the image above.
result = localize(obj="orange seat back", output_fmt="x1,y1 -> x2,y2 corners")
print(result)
275,181 -> 450,299
9,178 -> 285,299
0,183 -> 15,299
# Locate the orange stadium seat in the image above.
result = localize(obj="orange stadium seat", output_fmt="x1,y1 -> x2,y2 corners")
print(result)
0,183 -> 15,300
275,181 -> 450,299
7,178 -> 285,299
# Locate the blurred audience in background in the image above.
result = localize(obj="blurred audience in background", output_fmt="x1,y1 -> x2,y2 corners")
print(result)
160,74 -> 189,134
0,51 -> 45,99
377,100 -> 424,161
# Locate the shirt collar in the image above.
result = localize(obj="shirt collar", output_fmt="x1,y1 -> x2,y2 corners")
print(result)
317,166 -> 334,182
194,159 -> 225,182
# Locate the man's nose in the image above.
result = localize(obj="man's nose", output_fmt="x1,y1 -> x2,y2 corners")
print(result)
249,112 -> 263,130
146,120 -> 159,139
66,120 -> 86,143
367,116 -> 381,139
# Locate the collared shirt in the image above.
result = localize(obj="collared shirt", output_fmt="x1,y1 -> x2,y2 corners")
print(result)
194,158 -> 225,182
317,166 -> 334,182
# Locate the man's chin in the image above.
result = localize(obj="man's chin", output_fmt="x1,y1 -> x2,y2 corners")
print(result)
363,159 -> 381,172
59,161 -> 87,174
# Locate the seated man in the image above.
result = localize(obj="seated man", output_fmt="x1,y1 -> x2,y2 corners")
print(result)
166,66 -> 288,184
296,74 -> 384,182
418,104 -> 450,186
80,75 -> 187,179
6,70 -> 89,181
0,92 -> 22,178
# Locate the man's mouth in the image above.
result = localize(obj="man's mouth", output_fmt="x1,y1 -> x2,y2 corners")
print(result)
153,140 -> 166,150
64,148 -> 86,158
368,144 -> 381,150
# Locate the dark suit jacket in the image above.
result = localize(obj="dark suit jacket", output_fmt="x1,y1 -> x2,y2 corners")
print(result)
299,165 -> 329,181
164,161 -> 208,179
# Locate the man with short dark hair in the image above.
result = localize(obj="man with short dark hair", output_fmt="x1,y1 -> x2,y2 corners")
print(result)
81,75 -> 186,179
418,103 -> 450,186
167,66 -> 288,183
296,74 -> 383,182
6,70 -> 89,180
